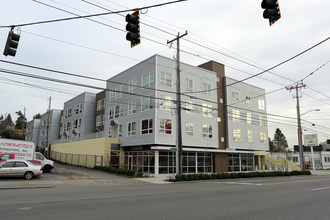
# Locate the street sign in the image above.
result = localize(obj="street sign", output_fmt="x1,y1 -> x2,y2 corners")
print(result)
170,148 -> 177,152
304,134 -> 318,146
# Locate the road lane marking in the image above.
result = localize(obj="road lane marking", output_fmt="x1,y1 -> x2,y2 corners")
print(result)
264,178 -> 330,186
207,182 -> 263,186
311,186 -> 330,191
225,182 -> 263,186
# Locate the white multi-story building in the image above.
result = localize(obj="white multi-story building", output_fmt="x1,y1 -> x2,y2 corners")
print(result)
25,119 -> 40,145
225,77 -> 269,151
60,92 -> 96,142
38,109 -> 61,149
102,55 -> 219,174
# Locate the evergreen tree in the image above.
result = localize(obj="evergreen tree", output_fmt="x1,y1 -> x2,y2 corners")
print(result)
269,137 -> 275,152
15,110 -> 26,130
33,113 -> 42,119
272,128 -> 288,152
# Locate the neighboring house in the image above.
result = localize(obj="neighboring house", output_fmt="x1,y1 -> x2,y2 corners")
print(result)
25,119 -> 40,145
60,92 -> 96,142
271,151 -> 330,170
38,109 -> 61,149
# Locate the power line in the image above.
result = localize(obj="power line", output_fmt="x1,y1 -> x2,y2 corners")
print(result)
0,0 -> 187,28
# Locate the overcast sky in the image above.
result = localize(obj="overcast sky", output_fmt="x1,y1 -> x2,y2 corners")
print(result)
0,0 -> 329,148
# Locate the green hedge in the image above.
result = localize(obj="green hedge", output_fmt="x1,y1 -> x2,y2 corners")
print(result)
172,170 -> 311,182
94,166 -> 136,177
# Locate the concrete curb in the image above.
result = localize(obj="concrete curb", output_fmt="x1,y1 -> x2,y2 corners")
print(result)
0,184 -> 56,190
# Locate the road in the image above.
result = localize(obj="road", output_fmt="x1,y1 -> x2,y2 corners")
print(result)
1,164 -> 330,219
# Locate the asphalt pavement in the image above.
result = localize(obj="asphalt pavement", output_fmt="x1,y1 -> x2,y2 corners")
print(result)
1,162 -> 330,189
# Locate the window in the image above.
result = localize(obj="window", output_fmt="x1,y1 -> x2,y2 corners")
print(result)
109,107 -> 114,120
115,105 -> 123,118
159,118 -> 172,134
186,122 -> 194,136
74,104 -> 80,114
258,99 -> 265,110
79,104 -> 83,113
159,95 -> 172,110
128,79 -> 137,93
128,101 -> 136,115
293,157 -> 299,162
65,108 -> 72,118
142,97 -> 153,112
246,96 -> 251,106
202,83 -> 211,96
115,86 -> 123,99
142,72 -> 154,88
246,112 -> 252,124
141,119 -> 153,134
186,78 -> 193,91
260,132 -> 267,143
186,101 -> 194,115
96,115 -> 104,127
324,157 -> 330,163
203,124 -> 212,138
66,122 -> 71,131
97,99 -> 105,111
259,115 -> 266,126
202,104 -> 212,118
109,91 -> 115,101
247,130 -> 252,142
118,124 -> 122,137
160,72 -> 172,87
232,92 -> 239,103
128,122 -> 136,136
232,109 -> 240,122
13,162 -> 27,168
73,119 -> 81,129
233,129 -> 241,141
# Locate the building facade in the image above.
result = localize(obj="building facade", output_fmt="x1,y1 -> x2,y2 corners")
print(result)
25,119 -> 40,145
60,92 -> 96,142
38,109 -> 61,150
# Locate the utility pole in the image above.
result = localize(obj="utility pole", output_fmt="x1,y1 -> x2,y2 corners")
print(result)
167,31 -> 187,175
22,107 -> 26,140
45,97 -> 51,158
286,82 -> 306,171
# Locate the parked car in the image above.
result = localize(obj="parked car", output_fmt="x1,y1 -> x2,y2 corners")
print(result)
0,159 -> 43,180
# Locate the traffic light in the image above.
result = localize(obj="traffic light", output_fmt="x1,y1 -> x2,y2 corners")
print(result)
3,29 -> 20,57
261,0 -> 281,26
125,9 -> 140,48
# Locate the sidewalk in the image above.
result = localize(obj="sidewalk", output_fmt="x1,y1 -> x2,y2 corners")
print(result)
135,174 -> 175,184
310,169 -> 330,176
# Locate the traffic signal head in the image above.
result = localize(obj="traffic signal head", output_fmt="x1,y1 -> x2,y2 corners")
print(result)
261,0 -> 281,26
125,9 -> 140,48
3,30 -> 20,57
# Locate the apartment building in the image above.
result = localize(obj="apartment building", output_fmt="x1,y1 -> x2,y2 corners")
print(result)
38,109 -> 61,149
25,119 -> 40,145
26,55 -> 270,174
60,92 -> 96,142
102,55 -> 219,174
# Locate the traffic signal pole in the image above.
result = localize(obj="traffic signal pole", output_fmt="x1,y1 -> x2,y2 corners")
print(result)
167,31 -> 187,175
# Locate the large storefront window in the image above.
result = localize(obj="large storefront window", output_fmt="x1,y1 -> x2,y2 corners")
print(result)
228,154 -> 254,172
228,154 -> 240,172
124,151 -> 155,174
197,153 -> 212,173
182,152 -> 213,174
159,151 -> 176,174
